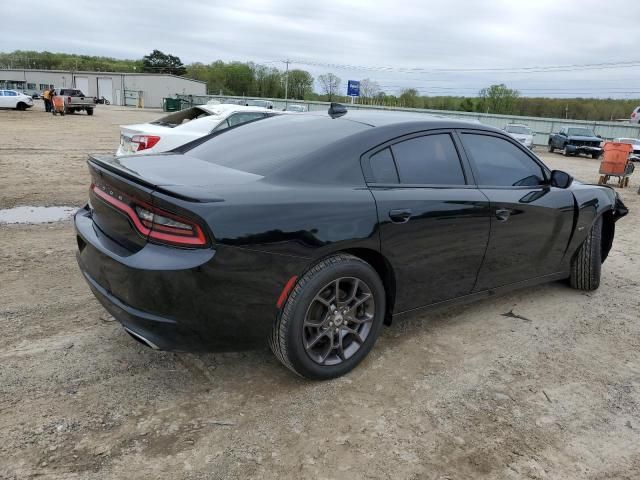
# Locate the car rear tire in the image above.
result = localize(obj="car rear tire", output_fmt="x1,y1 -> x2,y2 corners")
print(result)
570,216 -> 602,291
87,108 -> 94,116
269,254 -> 386,380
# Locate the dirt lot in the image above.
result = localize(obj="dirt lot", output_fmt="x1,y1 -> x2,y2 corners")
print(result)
1,105 -> 639,479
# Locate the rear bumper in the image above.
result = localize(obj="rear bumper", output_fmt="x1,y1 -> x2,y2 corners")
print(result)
74,206 -> 306,351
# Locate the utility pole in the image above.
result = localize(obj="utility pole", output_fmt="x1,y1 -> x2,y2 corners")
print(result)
283,59 -> 290,108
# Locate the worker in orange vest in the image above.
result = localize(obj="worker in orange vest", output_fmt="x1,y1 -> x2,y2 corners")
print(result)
42,88 -> 52,112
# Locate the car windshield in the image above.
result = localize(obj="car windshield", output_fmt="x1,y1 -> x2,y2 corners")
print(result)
567,128 -> 596,137
151,107 -> 212,127
505,125 -> 531,135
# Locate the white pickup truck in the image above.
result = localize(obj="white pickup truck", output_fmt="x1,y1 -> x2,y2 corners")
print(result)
57,88 -> 96,115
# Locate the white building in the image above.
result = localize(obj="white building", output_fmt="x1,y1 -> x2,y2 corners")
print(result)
0,69 -> 206,108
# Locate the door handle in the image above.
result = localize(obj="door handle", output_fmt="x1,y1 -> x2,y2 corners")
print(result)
495,208 -> 512,222
389,208 -> 412,223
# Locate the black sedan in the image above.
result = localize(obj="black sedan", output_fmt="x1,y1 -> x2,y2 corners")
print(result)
75,107 -> 628,379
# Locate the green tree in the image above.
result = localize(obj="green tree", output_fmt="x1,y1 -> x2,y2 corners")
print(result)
478,84 -> 520,114
460,98 -> 475,112
142,49 -> 186,75
250,63 -> 282,98
399,88 -> 422,108
286,69 -> 314,100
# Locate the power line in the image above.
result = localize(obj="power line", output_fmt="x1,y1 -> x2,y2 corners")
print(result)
289,58 -> 640,75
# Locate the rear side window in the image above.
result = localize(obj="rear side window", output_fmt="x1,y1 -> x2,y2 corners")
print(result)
390,134 -> 466,185
227,112 -> 265,127
462,134 -> 545,187
369,148 -> 399,183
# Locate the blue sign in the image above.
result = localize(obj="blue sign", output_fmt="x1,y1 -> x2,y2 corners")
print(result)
347,80 -> 360,97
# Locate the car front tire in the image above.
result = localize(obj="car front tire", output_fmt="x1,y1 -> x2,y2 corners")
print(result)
270,254 -> 386,380
548,143 -> 554,153
570,216 -> 602,291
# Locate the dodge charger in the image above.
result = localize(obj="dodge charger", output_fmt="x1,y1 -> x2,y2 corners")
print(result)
75,107 -> 628,379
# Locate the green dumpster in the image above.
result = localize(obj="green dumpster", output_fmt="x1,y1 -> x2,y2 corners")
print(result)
163,97 -> 182,112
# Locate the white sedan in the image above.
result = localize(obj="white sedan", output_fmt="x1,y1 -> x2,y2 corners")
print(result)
504,123 -> 534,149
0,90 -> 34,110
117,104 -> 281,156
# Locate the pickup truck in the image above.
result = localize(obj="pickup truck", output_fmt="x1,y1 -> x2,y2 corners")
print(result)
548,126 -> 602,158
57,88 -> 96,115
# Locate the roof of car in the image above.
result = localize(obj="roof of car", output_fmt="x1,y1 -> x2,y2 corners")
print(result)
331,109 -> 484,128
199,103 -> 272,115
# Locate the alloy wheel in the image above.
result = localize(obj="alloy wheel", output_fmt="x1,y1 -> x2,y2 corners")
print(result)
302,277 -> 375,366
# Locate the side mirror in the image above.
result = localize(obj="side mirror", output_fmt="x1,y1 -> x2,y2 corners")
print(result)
550,170 -> 573,189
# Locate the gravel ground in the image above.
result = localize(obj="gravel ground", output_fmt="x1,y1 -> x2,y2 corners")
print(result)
1,104 -> 639,479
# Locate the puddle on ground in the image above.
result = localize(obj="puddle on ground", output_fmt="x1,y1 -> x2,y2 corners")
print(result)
0,206 -> 77,225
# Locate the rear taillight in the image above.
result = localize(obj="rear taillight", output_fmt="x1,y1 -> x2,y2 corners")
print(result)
632,112 -> 636,118
131,135 -> 161,152
91,184 -> 207,247
67,96 -> 72,103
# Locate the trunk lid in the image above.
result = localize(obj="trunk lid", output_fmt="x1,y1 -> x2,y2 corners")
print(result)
90,153 -> 263,202
86,152 -> 263,252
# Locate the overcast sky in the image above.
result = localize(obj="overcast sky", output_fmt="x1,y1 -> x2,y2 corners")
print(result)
2,0 -> 639,98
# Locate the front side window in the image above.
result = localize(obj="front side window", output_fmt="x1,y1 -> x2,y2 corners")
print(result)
390,134 -> 466,185
462,134 -> 545,187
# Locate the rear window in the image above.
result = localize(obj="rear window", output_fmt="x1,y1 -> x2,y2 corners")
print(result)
151,107 -> 212,128
184,115 -> 370,176
60,89 -> 83,96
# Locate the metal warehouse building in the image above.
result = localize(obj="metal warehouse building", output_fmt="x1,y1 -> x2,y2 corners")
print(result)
0,69 -> 206,108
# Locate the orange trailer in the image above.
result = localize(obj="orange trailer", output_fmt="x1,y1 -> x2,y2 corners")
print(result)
598,142 -> 635,187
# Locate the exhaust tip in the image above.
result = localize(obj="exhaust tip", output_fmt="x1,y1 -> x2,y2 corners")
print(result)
124,327 -> 160,350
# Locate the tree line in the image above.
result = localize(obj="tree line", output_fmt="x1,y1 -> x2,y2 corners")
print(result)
1,50 -> 638,120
